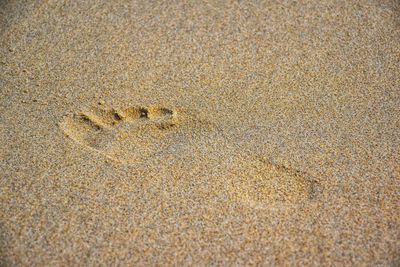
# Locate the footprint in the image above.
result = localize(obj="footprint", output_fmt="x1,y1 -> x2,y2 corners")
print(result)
60,105 -> 321,206
60,105 -> 217,164
227,156 -> 320,206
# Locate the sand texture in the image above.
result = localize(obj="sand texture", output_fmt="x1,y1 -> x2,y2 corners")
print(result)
1,0 -> 399,265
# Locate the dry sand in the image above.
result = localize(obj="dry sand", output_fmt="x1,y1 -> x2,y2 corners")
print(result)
1,0 -> 399,265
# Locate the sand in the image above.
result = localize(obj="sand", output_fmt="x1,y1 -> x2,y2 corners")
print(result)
1,0 -> 399,265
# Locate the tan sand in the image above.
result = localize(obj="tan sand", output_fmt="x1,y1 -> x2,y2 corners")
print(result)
1,0 -> 399,265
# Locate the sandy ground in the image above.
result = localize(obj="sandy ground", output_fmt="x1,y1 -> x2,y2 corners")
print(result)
1,0 -> 399,265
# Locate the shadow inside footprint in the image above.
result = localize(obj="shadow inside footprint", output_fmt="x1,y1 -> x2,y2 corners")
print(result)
60,105 -> 216,164
61,112 -> 116,150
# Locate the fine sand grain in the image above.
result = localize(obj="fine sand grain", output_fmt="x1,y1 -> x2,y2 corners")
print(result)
1,0 -> 399,265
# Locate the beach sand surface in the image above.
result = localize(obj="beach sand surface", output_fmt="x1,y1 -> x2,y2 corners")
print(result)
1,0 -> 399,265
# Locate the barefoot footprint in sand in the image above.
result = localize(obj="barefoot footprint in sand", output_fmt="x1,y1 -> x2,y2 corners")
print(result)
60,105 -> 217,164
61,105 -> 320,205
